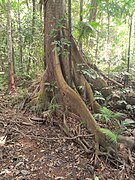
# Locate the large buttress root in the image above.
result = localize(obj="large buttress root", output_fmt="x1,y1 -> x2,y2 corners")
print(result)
53,48 -> 115,150
53,49 -> 135,153
63,29 -> 101,112
73,66 -> 100,112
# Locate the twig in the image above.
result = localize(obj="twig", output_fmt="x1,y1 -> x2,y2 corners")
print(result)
31,134 -> 93,141
11,127 -> 27,137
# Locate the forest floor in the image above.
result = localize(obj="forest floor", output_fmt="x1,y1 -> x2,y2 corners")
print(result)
0,92 -> 135,180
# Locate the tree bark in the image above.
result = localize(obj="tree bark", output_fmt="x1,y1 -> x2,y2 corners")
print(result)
37,0 -> 115,150
32,0 -> 36,35
89,0 -> 98,22
68,0 -> 72,85
124,13 -> 133,87
79,0 -> 83,51
18,0 -> 23,70
27,0 -> 36,74
29,0 -> 135,152
6,0 -> 15,94
43,0 -> 46,68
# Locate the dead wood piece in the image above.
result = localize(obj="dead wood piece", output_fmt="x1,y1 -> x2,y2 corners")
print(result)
31,134 -> 93,141
100,72 -> 123,88
30,117 -> 46,124
27,78 -> 41,92
19,122 -> 33,126
118,135 -> 135,149
20,84 -> 40,110
88,63 -> 123,88
125,92 -> 135,105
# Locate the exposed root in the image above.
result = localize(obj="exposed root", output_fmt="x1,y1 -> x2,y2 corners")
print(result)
63,29 -> 101,112
88,63 -> 123,88
76,71 -> 100,112
19,84 -> 40,111
59,113 -> 91,153
20,70 -> 50,112
53,48 -> 118,152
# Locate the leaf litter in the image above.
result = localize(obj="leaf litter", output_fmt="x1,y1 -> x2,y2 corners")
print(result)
0,95 -> 135,179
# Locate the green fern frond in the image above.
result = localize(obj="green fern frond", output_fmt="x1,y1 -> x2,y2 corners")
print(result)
113,112 -> 125,119
100,107 -> 113,117
100,128 -> 118,144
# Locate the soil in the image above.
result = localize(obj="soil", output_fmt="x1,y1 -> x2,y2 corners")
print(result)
0,94 -> 135,180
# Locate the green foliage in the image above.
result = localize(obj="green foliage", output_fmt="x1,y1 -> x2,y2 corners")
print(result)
94,176 -> 99,180
94,91 -> 105,104
49,16 -> 72,57
52,38 -> 71,57
0,1 -> 44,78
115,88 -> 135,115
99,0 -> 135,19
100,128 -> 118,144
94,105 -> 134,135
121,118 -> 135,127
48,97 -> 59,112
0,75 -> 7,91
81,68 -> 98,79
5,88 -> 28,108
1,0 -> 134,87
49,16 -> 66,38
94,107 -> 122,124
126,105 -> 135,115
73,0 -> 135,76
77,21 -> 100,42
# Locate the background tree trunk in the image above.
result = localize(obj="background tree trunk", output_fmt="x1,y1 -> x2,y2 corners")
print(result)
32,0 -> 35,35
89,0 -> 98,22
7,0 -> 15,94
27,0 -> 36,74
43,0 -> 46,69
124,13 -> 133,87
18,0 -> 23,70
68,0 -> 72,85
79,0 -> 83,51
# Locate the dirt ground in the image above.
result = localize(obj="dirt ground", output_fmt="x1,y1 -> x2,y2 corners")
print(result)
0,94 -> 135,180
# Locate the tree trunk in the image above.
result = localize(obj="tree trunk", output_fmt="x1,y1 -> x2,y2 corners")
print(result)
43,0 -> 46,69
39,0 -> 43,20
32,0 -> 36,35
6,0 -> 15,94
68,0 -> 72,85
79,0 -> 83,51
124,13 -> 133,87
107,5 -> 111,79
26,0 -> 29,9
29,0 -> 135,152
31,0 -> 116,151
18,0 -> 23,70
27,0 -> 36,74
89,0 -> 98,22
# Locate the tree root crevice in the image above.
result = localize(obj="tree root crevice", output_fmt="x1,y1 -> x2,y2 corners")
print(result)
59,113 -> 92,153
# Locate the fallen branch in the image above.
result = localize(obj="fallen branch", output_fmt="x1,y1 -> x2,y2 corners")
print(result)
88,63 -> 123,88
100,72 -> 123,88
118,135 -> 135,149
31,134 -> 93,141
